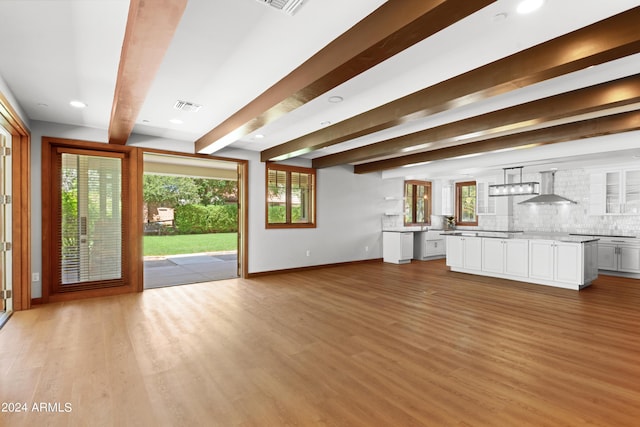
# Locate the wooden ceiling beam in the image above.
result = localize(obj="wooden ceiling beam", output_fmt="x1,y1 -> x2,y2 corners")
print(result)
353,110 -> 640,174
262,7 -> 640,162
195,0 -> 496,154
108,0 -> 188,145
313,74 -> 640,168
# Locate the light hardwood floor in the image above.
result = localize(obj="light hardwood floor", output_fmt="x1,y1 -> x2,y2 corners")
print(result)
1,259 -> 640,426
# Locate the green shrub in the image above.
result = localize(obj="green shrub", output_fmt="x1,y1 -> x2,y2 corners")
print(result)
174,204 -> 238,234
267,206 -> 305,223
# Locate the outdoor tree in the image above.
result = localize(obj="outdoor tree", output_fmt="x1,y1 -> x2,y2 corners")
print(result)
193,178 -> 237,205
143,175 -> 201,223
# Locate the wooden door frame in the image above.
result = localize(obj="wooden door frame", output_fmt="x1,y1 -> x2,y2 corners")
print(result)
0,92 -> 30,311
41,137 -> 142,303
141,148 -> 249,279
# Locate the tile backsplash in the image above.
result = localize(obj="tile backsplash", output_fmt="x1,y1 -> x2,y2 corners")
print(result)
480,168 -> 640,236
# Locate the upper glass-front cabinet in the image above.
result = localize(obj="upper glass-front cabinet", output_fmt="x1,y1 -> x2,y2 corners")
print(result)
624,170 -> 640,214
605,171 -> 621,214
476,180 -> 496,215
592,169 -> 640,215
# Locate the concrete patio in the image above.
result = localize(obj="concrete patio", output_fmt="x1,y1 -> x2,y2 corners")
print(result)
143,252 -> 238,289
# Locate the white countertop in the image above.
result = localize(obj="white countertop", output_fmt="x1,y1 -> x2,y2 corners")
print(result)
443,231 -> 599,243
382,228 -> 638,242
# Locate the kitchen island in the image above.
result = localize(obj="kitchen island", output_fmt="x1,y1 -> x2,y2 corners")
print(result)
445,232 -> 599,290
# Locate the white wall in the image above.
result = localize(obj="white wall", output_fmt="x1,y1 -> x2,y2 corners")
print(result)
29,125 -> 394,296
221,148 -> 399,273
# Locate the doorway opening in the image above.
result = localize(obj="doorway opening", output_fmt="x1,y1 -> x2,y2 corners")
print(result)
142,153 -> 242,289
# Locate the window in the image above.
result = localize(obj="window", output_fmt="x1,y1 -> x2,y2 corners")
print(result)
404,180 -> 432,226
266,164 -> 316,228
455,181 -> 478,226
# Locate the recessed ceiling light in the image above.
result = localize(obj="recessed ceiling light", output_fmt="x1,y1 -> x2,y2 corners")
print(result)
254,134 -> 265,139
320,121 -> 331,127
328,96 -> 344,103
142,119 -> 150,123
516,0 -> 544,14
69,100 -> 87,108
169,118 -> 184,125
37,103 -> 48,107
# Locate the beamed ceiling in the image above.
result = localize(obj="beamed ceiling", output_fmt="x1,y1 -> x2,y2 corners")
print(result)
1,0 -> 640,178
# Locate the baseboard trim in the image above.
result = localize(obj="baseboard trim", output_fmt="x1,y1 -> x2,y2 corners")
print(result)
598,270 -> 640,280
31,298 -> 43,305
247,258 -> 383,278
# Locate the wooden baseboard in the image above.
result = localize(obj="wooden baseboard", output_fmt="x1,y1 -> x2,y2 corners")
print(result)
31,298 -> 43,305
246,258 -> 383,278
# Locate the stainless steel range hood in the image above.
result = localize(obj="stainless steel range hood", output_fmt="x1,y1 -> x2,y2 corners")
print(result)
519,171 -> 576,205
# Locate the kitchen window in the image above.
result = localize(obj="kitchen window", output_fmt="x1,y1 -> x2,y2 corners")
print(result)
404,180 -> 431,226
266,163 -> 316,228
455,181 -> 478,226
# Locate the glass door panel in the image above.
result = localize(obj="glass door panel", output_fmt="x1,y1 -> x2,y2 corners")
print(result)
605,172 -> 621,214
624,170 -> 640,214
57,151 -> 124,290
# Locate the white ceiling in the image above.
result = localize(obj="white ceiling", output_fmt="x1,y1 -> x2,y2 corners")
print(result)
0,0 -> 639,179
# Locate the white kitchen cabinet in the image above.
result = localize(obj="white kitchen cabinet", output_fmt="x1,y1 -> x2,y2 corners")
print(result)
554,242 -> 582,284
481,239 -> 504,273
624,170 -> 640,214
446,235 -> 481,270
426,240 -> 444,256
448,236 -> 597,289
504,239 -> 529,277
529,240 -> 595,285
446,236 -> 464,268
529,240 -> 582,283
414,231 -> 446,260
476,179 -> 496,215
482,238 -> 529,277
597,243 -> 617,270
441,185 -> 453,216
463,237 -> 482,270
597,238 -> 640,273
383,232 -> 414,264
529,240 -> 555,282
606,171 -> 622,214
590,168 -> 640,215
619,245 -> 640,272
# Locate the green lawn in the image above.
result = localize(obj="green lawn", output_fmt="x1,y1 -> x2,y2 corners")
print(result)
144,233 -> 237,256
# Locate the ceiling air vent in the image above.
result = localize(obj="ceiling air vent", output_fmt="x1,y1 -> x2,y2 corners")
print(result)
255,0 -> 305,15
173,100 -> 202,113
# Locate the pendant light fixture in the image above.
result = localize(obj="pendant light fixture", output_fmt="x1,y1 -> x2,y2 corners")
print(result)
489,166 -> 540,197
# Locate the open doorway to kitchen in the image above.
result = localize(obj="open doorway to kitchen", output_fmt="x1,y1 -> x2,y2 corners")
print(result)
142,152 -> 244,289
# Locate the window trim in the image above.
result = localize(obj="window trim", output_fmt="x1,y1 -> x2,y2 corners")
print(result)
265,163 -> 316,229
455,180 -> 478,226
404,180 -> 432,226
